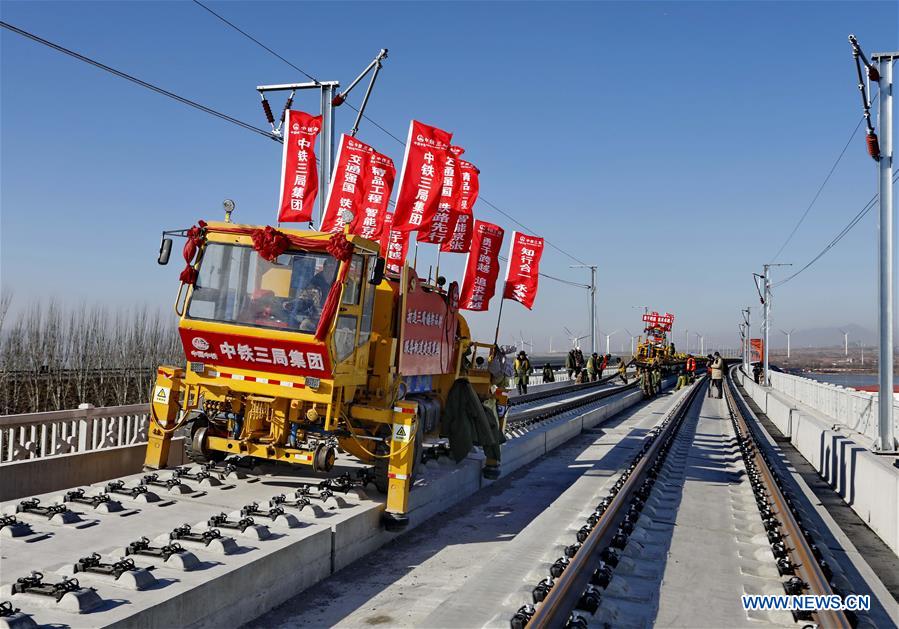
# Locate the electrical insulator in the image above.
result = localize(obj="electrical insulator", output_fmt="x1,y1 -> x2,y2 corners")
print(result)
331,93 -> 346,107
261,98 -> 275,126
280,95 -> 294,124
866,132 -> 881,161
867,65 -> 880,82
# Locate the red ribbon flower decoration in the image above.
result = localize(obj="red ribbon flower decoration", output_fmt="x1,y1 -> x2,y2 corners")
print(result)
251,226 -> 291,262
179,220 -> 207,285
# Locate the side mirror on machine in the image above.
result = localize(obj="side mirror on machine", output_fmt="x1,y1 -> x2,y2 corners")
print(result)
369,257 -> 386,285
158,237 -> 173,265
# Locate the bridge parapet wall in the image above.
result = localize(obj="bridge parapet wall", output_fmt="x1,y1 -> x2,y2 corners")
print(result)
0,403 -> 151,463
765,370 -> 898,445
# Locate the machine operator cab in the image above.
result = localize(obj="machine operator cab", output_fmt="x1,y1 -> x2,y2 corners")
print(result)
172,221 -> 381,387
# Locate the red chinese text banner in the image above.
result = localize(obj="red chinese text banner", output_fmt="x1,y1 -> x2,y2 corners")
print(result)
750,338 -> 764,363
441,158 -> 480,254
380,212 -> 409,277
320,134 -> 371,233
459,220 -> 505,311
359,150 -> 395,240
278,110 -> 322,223
320,135 -> 396,239
392,120 -> 452,231
502,231 -> 544,310
417,145 -> 463,245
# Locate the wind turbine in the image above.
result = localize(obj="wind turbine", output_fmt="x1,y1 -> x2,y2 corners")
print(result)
564,327 -> 589,349
780,328 -> 794,358
517,330 -> 533,352
839,329 -> 849,356
624,328 -> 636,356
605,330 -> 621,355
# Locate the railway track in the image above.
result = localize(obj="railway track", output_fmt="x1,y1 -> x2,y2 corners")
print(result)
511,373 -> 859,629
250,384 -> 687,628
508,371 -> 628,408
505,375 -> 638,434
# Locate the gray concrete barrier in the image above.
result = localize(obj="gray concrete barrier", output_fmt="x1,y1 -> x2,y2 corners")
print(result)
0,438 -> 185,501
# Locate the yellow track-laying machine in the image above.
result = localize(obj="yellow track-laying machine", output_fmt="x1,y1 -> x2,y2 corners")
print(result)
145,215 -> 507,530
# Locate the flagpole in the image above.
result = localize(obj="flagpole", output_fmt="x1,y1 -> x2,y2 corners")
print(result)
493,293 -> 506,346
435,248 -> 442,285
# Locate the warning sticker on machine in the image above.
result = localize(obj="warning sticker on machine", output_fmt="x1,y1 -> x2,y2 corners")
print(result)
392,423 -> 411,443
153,386 -> 170,405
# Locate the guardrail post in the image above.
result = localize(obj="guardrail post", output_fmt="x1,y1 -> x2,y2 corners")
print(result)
77,403 -> 95,452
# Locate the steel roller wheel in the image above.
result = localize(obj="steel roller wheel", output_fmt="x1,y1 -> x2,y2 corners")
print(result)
185,416 -> 226,465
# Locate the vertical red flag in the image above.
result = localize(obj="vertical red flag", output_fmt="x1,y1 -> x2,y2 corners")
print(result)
380,212 -> 409,277
320,134 -> 372,233
417,145 -> 463,244
392,120 -> 452,232
502,231 -> 544,310
441,158 -> 480,253
459,220 -> 505,311
379,211 -> 393,254
278,110 -> 322,223
358,150 -> 396,240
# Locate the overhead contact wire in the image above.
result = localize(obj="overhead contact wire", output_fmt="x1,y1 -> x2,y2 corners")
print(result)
768,113 -> 868,263
0,20 -> 279,141
775,170 -> 898,287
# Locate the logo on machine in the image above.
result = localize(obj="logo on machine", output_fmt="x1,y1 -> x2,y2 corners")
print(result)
191,337 -> 210,351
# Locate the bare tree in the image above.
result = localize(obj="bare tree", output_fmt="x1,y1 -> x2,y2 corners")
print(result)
0,300 -> 182,414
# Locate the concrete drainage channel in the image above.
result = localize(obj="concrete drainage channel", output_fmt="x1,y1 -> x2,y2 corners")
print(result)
0,379 -> 668,629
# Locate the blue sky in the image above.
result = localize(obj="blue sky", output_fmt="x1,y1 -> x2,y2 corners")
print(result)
1,1 -> 896,352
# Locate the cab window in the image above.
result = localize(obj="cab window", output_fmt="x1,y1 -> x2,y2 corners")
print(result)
359,261 -> 375,347
187,243 -> 338,333
341,254 -> 364,305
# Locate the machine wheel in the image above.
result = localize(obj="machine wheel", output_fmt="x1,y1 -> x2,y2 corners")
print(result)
312,443 -> 336,473
185,419 -> 225,465
381,511 -> 410,532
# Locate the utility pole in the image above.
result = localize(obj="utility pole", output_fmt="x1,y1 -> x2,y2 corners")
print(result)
571,265 -> 598,354
849,37 -> 896,452
873,50 -> 896,451
742,307 -> 752,373
739,323 -> 747,369
756,264 -> 790,386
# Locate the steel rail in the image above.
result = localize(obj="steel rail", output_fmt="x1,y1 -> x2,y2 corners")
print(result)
526,378 -> 705,628
505,380 -> 639,432
724,372 -> 852,629
509,371 -> 626,407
